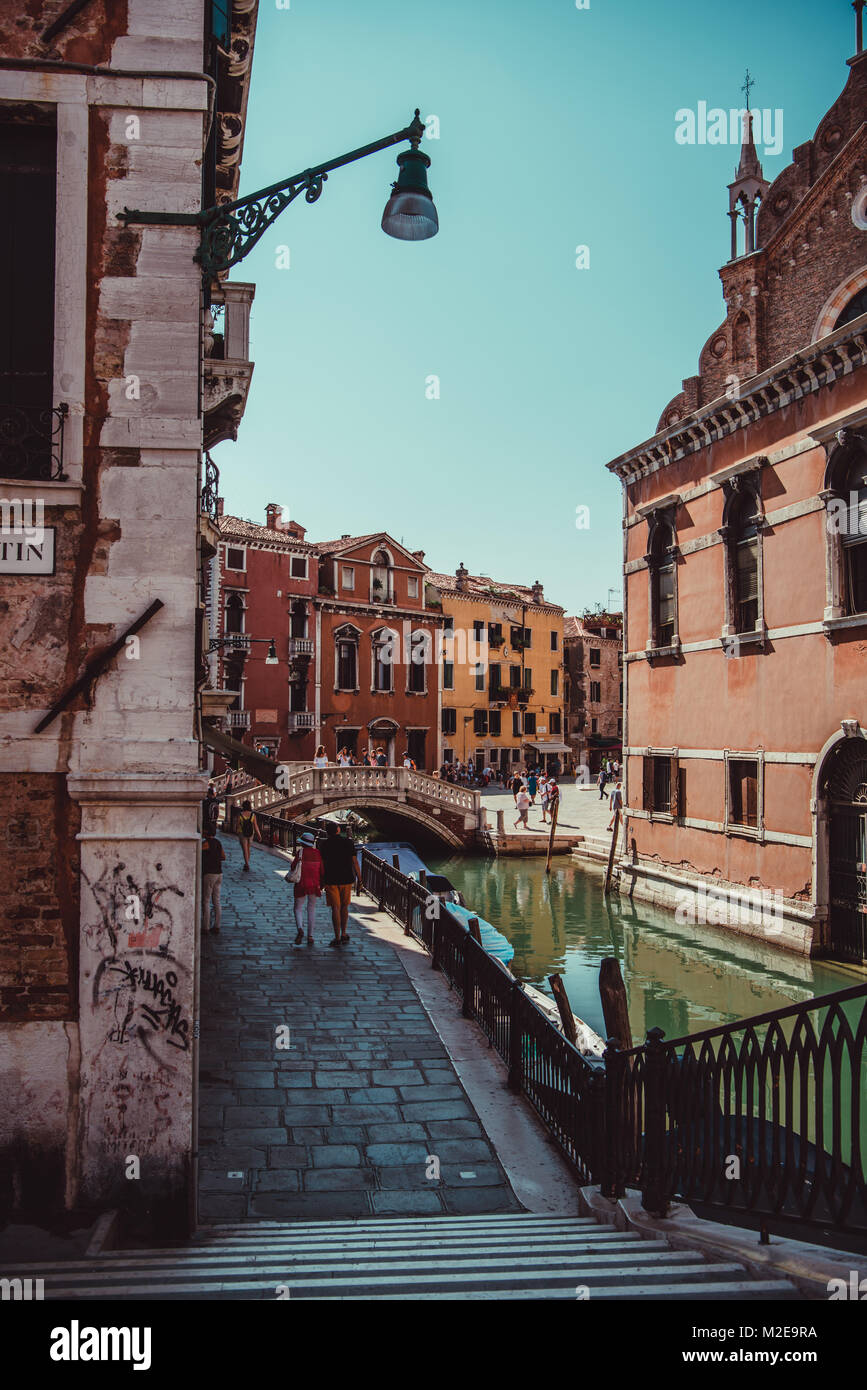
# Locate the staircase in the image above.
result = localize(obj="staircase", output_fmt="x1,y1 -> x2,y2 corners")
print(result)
5,1213 -> 800,1300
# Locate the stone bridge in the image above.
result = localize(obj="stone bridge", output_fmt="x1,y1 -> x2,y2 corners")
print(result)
260,766 -> 486,850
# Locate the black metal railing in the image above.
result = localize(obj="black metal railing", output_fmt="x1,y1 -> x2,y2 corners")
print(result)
361,848 -> 603,1184
0,402 -> 68,481
360,849 -> 867,1235
609,983 -> 867,1235
200,451 -> 220,521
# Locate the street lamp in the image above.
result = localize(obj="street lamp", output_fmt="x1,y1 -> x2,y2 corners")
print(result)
119,109 -> 438,283
208,635 -> 278,664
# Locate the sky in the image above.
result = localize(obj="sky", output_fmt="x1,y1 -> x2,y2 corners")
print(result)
215,0 -> 855,616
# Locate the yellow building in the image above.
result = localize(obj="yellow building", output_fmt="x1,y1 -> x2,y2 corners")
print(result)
427,565 -> 567,775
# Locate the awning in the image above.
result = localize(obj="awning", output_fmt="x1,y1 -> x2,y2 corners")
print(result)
524,741 -> 571,755
201,722 -> 284,788
587,735 -> 622,748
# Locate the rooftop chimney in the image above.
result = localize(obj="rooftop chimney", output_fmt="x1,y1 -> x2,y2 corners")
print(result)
265,503 -> 282,531
455,562 -> 468,592
531,579 -> 544,603
413,549 -> 426,564
216,496 -> 224,517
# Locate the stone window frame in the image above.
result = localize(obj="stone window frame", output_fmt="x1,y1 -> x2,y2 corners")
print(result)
711,457 -> 769,652
642,746 -> 680,824
818,428 -> 867,633
637,495 -> 682,659
723,747 -> 765,842
333,622 -> 361,693
370,625 -> 397,694
224,543 -> 246,571
405,628 -> 430,696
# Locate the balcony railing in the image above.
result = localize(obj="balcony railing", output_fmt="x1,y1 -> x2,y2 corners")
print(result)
200,452 -> 220,521
289,637 -> 314,657
0,402 -> 68,481
288,711 -> 315,731
488,685 -> 510,704
226,709 -> 251,730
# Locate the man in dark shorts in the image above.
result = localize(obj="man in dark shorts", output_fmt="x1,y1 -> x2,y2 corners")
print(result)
319,821 -> 362,946
201,830 -> 226,934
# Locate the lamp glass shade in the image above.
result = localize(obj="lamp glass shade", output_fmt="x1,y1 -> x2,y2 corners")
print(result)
382,147 -> 438,241
265,640 -> 278,665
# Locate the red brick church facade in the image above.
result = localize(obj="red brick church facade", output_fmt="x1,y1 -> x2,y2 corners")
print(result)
610,34 -> 867,961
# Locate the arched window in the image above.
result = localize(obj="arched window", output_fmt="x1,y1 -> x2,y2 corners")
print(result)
823,431 -> 867,623
290,599 -> 307,639
842,452 -> 867,615
834,286 -> 867,331
648,517 -> 677,650
371,549 -> 393,604
225,591 -> 244,634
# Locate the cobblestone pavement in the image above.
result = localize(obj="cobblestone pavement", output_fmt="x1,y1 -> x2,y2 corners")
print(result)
481,781 -> 619,838
197,837 -> 523,1223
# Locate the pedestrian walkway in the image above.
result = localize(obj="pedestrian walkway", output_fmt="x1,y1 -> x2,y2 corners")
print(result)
482,780 -> 618,835
197,837 -> 522,1223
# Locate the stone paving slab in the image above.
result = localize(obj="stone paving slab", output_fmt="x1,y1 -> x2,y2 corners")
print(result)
198,838 -> 522,1223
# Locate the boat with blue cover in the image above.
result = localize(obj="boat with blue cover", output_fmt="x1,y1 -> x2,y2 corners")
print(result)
364,841 -> 514,965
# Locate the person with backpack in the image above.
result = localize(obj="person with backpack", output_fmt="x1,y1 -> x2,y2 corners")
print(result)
287,830 -> 324,945
237,800 -> 260,871
402,751 -> 416,770
607,780 -> 624,831
201,829 -> 226,934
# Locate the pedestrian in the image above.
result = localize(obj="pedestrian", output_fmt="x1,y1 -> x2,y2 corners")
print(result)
511,770 -> 524,802
513,785 -> 531,830
402,751 -> 416,770
319,820 -> 362,946
548,775 -> 561,819
607,780 -> 623,830
201,829 -> 225,935
598,765 -> 609,800
540,774 -> 551,823
376,747 -> 387,768
526,769 -> 538,803
313,744 -> 329,768
288,830 -> 324,945
202,785 -> 220,836
237,800 -> 260,871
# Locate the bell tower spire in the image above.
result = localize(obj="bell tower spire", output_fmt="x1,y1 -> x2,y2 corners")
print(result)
727,70 -> 770,260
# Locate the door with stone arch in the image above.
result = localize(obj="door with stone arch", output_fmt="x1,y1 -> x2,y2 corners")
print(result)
822,737 -> 867,964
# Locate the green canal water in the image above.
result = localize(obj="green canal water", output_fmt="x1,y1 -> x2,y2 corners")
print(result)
427,852 -> 859,1046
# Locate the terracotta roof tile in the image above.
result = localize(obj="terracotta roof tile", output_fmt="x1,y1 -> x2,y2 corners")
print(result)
218,516 -> 317,550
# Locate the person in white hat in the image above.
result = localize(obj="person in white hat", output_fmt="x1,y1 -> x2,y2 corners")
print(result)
288,831 -> 324,945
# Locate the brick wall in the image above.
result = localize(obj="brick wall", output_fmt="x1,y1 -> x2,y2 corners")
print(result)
0,773 -> 79,1020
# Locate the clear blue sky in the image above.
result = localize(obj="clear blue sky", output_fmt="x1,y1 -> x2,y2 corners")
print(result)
215,0 -> 854,615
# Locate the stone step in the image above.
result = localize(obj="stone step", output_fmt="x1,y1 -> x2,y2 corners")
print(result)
3,1213 -> 801,1300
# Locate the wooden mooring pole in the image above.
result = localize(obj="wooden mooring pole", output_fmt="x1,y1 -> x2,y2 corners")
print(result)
545,797 -> 559,874
548,972 -> 577,1046
603,808 -> 620,895
599,956 -> 632,1049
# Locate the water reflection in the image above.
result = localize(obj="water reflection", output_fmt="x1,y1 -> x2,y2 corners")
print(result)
428,853 -> 854,1045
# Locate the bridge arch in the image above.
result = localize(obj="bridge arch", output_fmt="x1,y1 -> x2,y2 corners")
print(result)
304,797 -> 464,850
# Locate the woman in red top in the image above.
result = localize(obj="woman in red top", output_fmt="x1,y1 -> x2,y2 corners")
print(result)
289,831 -> 324,945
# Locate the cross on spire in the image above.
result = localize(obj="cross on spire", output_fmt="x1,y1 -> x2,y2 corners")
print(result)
742,68 -> 755,111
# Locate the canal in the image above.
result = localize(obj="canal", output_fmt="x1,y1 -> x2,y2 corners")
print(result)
428,851 -> 857,1044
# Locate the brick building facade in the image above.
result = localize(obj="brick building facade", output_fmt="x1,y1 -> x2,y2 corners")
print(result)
610,31 -> 867,961
564,613 -> 623,774
0,0 -> 258,1232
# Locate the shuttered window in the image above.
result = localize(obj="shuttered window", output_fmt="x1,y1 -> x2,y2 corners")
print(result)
643,754 -> 680,816
729,759 -> 758,828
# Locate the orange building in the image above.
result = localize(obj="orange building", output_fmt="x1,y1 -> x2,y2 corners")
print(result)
609,38 -> 867,961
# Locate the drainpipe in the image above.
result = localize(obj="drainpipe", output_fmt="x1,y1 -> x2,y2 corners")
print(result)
314,603 -> 322,747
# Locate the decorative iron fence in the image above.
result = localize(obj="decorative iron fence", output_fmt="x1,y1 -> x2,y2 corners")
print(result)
361,848 -> 604,1184
610,983 -> 867,1236
200,452 -> 220,521
360,849 -> 867,1236
0,402 -> 68,481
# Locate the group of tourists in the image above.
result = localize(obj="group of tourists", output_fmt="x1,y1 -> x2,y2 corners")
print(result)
314,745 -> 419,769
511,768 -> 561,830
200,778 -> 362,947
